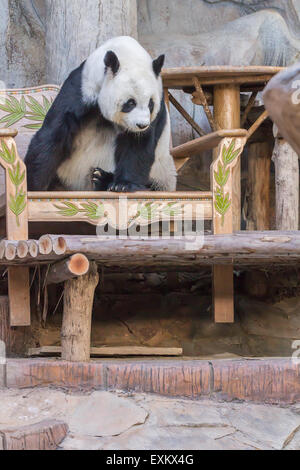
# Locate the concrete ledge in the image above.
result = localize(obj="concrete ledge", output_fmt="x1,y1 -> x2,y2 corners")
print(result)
0,419 -> 68,450
5,358 -> 300,405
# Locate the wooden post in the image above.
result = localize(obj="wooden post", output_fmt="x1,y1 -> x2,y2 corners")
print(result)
61,262 -> 99,362
272,136 -> 299,230
214,85 -> 241,229
245,141 -> 272,230
0,296 -> 21,357
213,85 -> 241,323
0,133 -> 30,327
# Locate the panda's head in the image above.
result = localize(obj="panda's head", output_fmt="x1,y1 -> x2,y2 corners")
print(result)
100,50 -> 164,133
83,37 -> 165,134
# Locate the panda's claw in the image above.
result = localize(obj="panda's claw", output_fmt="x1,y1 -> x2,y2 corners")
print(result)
93,168 -> 103,178
108,182 -> 148,193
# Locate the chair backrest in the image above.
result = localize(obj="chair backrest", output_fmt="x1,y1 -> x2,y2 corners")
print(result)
0,85 -> 60,160
0,86 -> 60,195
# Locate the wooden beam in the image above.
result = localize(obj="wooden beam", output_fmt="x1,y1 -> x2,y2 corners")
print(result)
46,254 -> 89,285
247,110 -> 269,139
193,77 -> 217,132
27,345 -> 183,357
241,91 -> 258,126
61,262 -> 99,362
168,92 -> 206,137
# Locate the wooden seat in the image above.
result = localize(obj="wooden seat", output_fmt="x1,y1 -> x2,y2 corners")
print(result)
0,85 -> 248,332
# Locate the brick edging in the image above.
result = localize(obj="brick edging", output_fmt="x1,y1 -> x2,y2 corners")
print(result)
3,358 -> 300,405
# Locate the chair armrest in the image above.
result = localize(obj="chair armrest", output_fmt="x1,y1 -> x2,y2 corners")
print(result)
171,129 -> 248,159
0,128 -> 18,138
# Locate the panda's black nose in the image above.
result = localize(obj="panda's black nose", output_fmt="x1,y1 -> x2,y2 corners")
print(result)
137,123 -> 148,130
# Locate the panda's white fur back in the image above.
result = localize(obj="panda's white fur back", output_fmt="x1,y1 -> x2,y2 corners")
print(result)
57,36 -> 176,192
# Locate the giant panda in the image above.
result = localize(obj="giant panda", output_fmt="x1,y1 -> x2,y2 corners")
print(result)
25,36 -> 177,193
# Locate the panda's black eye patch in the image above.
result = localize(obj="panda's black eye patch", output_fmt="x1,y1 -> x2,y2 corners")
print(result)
149,98 -> 154,114
122,99 -> 136,113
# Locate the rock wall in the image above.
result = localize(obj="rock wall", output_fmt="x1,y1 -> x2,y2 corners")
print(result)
45,0 -> 137,84
0,0 -> 45,88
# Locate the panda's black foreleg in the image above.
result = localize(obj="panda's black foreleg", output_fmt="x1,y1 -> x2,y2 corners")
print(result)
107,132 -> 155,192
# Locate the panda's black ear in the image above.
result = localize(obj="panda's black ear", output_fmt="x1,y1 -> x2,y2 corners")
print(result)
153,55 -> 165,77
104,50 -> 120,76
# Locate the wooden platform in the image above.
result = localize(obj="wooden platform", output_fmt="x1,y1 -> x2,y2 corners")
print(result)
3,358 -> 300,405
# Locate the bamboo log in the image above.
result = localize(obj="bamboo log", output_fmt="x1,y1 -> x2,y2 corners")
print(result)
272,138 -> 299,230
46,254 -> 90,285
61,262 -> 99,362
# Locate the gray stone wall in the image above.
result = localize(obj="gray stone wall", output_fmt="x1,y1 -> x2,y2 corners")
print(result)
1,1 -> 300,87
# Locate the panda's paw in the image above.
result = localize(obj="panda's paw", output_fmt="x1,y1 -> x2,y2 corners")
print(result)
108,182 -> 148,193
91,168 -> 113,191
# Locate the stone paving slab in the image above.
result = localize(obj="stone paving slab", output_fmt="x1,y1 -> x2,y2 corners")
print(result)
0,388 -> 299,450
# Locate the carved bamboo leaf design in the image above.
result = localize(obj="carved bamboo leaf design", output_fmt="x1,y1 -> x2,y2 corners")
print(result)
9,191 -> 26,227
214,162 -> 230,187
214,139 -> 241,227
54,201 -> 104,220
0,139 -> 27,225
54,202 -> 79,217
162,202 -> 182,217
80,202 -> 104,220
0,94 -> 54,130
138,202 -> 160,221
0,140 -> 16,164
0,96 -> 26,127
8,162 -> 25,186
222,140 -> 241,166
23,96 -> 53,130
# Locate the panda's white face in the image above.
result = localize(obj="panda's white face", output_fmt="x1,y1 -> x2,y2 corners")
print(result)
99,72 -> 161,133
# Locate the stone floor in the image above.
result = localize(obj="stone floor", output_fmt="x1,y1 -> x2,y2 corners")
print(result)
0,388 -> 299,450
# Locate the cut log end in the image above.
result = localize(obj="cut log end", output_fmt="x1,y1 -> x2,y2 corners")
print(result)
17,241 -> 29,259
68,253 -> 89,276
28,241 -> 38,258
38,235 -> 53,255
46,253 -> 90,285
5,243 -> 16,261
53,236 -> 67,255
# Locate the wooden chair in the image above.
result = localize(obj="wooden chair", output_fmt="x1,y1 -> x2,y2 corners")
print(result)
0,85 -> 248,331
